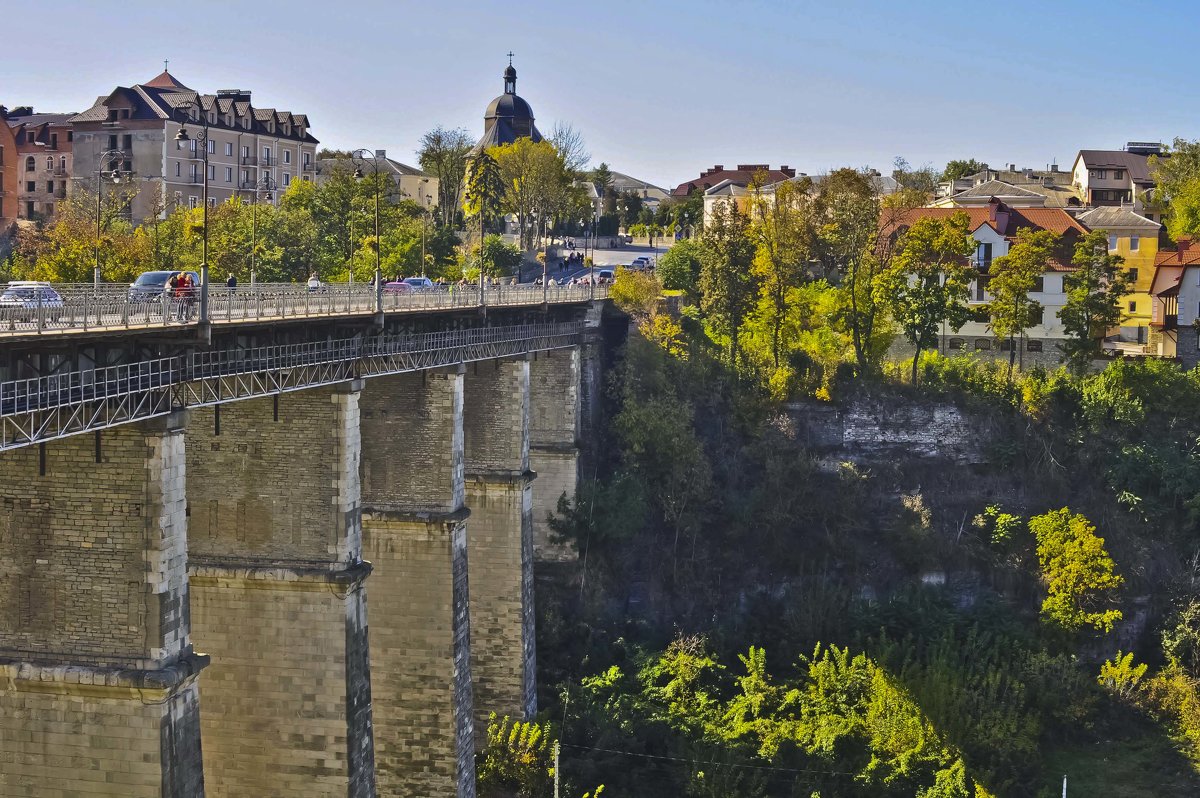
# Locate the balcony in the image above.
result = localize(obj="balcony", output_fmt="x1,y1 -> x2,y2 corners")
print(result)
260,156 -> 275,167
52,167 -> 67,177
240,156 -> 258,166
190,174 -> 205,184
301,162 -> 314,173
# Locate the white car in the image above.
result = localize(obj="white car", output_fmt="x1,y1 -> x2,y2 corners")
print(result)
629,256 -> 652,271
402,277 -> 435,289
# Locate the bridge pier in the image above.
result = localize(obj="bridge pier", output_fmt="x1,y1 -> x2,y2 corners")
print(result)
463,356 -> 536,728
360,368 -> 476,798
0,412 -> 208,798
185,385 -> 375,798
529,347 -> 581,562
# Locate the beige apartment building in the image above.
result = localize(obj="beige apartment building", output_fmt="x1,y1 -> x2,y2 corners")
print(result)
69,70 -> 318,225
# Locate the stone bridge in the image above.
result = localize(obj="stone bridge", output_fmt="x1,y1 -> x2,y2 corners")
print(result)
0,284 -> 618,797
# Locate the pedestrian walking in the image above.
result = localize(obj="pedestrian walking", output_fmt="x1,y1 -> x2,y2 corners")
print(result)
307,272 -> 321,292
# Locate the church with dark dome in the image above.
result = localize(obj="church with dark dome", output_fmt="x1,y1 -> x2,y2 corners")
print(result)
476,58 -> 543,150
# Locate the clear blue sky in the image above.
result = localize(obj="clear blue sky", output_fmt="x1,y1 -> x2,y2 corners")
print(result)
3,0 -> 1196,189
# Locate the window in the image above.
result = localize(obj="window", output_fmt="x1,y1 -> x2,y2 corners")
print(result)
175,162 -> 181,177
45,182 -> 53,193
207,139 -> 215,155
190,164 -> 198,180
283,150 -> 291,164
1129,301 -> 1137,312
240,145 -> 250,159
1114,169 -> 1124,180
1108,234 -> 1119,250
976,242 -> 992,271
50,133 -> 58,150
948,338 -> 965,350
67,131 -> 73,142
25,181 -> 34,192
1129,268 -> 1139,283
241,169 -> 250,184
1033,308 -> 1045,325
1090,169 -> 1108,179
303,152 -> 310,167
1130,235 -> 1139,251
24,156 -> 34,172
59,156 -> 66,172
1032,276 -> 1045,292
174,191 -> 182,207
224,142 -> 233,156
263,146 -> 272,164
122,134 -> 132,151
208,165 -> 216,180
1027,340 -> 1043,352
188,196 -> 198,208
107,134 -> 118,150
283,173 -> 291,186
0,145 -> 4,166
975,339 -> 992,351
45,156 -> 53,171
208,197 -> 216,208
225,167 -> 233,183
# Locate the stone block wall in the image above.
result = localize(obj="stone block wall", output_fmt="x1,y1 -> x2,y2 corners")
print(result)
529,348 -> 580,561
361,513 -> 475,798
0,413 -> 207,797
186,386 -> 375,798
361,368 -> 476,798
464,477 -> 536,726
464,358 -> 530,476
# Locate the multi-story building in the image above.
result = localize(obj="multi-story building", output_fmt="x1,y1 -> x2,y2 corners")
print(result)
69,69 -> 318,225
6,107 -> 75,222
884,199 -> 1090,366
0,107 -> 17,232
1150,239 -> 1200,365
1075,207 -> 1162,345
1071,143 -> 1163,221
936,164 -> 1081,209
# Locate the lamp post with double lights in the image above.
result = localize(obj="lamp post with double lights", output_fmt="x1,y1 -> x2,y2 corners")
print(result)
173,100 -> 212,327
351,149 -> 384,314
93,148 -> 130,287
249,173 -> 276,289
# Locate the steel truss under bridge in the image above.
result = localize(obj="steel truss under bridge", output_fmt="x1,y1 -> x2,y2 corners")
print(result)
0,322 -> 584,451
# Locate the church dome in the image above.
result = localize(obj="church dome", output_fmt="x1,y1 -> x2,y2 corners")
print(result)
485,92 -> 534,122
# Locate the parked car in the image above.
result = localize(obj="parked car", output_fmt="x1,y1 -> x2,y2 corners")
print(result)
0,282 -> 65,322
402,277 -> 435,289
597,269 -> 615,284
629,256 -> 652,271
129,271 -> 201,302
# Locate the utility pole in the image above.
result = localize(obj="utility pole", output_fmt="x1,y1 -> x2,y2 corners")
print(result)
552,739 -> 561,796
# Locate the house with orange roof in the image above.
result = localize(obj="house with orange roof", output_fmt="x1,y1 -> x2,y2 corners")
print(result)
883,198 -> 1089,366
1150,238 -> 1200,365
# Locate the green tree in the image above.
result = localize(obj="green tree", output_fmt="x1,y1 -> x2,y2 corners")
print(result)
476,714 -> 554,798
875,212 -> 976,384
814,168 -> 887,375
492,138 -> 573,251
750,177 -> 815,369
700,200 -> 758,370
1060,229 -> 1133,373
416,125 -> 473,226
590,162 -> 616,215
941,159 -> 987,182
987,228 -> 1058,376
1027,508 -> 1123,633
463,150 -> 504,277
657,239 -> 706,293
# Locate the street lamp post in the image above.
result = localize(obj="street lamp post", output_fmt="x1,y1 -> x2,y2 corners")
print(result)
249,174 -> 276,289
93,148 -> 129,287
352,149 -> 384,314
173,100 -> 212,327
422,189 -> 432,278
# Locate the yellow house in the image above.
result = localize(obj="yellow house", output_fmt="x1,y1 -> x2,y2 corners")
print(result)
1077,207 -> 1161,344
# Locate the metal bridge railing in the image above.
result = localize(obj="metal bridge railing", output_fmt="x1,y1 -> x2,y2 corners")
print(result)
0,281 -> 609,337
0,321 -> 585,450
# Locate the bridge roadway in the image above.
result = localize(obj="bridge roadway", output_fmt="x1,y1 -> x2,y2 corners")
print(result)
0,281 -> 605,341
0,281 -> 608,450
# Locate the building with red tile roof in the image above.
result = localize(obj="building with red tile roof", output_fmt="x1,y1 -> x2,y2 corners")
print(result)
671,164 -> 796,197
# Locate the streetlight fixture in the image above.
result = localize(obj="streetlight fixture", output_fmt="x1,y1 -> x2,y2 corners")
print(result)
421,178 -> 432,278
249,173 -> 276,289
351,149 -> 384,314
173,99 -> 212,328
93,148 -> 130,288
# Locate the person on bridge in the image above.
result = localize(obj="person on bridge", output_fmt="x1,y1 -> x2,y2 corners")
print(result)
226,273 -> 237,291
307,273 -> 321,292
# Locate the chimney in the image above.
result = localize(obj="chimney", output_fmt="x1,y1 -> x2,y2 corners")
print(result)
1023,168 -> 1035,179
1051,161 -> 1059,173
781,166 -> 796,177
990,199 -> 1011,231
1008,163 -> 1017,172
375,149 -> 387,160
